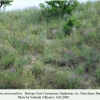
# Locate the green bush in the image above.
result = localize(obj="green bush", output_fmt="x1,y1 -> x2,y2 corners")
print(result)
39,0 -> 79,18
64,16 -> 81,35
39,0 -> 80,36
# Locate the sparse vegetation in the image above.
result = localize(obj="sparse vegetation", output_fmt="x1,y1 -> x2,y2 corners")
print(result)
0,1 -> 100,89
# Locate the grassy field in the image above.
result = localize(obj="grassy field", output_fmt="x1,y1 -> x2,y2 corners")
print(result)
0,1 -> 100,89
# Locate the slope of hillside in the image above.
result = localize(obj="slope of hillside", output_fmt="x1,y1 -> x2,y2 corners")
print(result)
0,1 -> 100,89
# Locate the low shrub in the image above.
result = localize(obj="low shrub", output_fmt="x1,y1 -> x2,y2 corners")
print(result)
64,16 -> 81,35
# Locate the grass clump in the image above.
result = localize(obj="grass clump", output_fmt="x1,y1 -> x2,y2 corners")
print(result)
0,44 -> 17,70
54,71 -> 68,89
54,71 -> 81,89
32,61 -> 44,78
81,45 -> 99,73
0,71 -> 24,89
